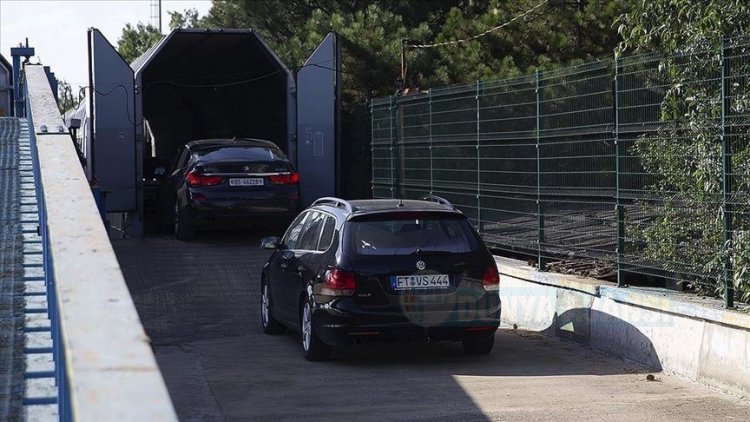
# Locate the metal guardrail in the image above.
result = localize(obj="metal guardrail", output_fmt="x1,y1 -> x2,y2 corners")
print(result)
23,64 -> 176,420
372,36 -> 750,308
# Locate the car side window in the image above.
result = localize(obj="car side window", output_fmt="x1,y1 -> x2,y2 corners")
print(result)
297,212 -> 326,251
282,212 -> 310,250
317,216 -> 336,251
172,147 -> 191,172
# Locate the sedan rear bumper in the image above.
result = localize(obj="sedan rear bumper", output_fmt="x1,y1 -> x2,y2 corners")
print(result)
184,199 -> 298,227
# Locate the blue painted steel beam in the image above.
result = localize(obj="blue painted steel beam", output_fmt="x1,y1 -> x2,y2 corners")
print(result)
24,371 -> 56,379
23,397 -> 58,406
10,45 -> 34,117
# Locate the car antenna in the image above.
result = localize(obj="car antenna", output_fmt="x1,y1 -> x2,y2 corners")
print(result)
398,198 -> 404,207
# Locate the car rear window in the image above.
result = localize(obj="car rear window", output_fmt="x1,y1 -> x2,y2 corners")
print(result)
194,146 -> 291,173
346,213 -> 480,256
194,146 -> 287,162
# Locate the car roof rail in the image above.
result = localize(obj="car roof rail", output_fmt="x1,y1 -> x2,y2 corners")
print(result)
312,197 -> 354,213
421,195 -> 456,210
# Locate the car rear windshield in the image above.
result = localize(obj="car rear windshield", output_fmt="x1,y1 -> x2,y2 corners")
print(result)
194,146 -> 291,173
346,213 -> 480,256
194,146 -> 288,162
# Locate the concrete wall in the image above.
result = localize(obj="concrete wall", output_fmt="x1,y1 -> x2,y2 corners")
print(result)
25,64 -> 177,421
496,256 -> 750,397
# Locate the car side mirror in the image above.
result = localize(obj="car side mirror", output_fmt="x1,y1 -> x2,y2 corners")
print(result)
261,236 -> 280,250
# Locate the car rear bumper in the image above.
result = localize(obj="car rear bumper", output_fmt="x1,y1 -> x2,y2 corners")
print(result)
184,200 -> 298,227
311,298 -> 501,347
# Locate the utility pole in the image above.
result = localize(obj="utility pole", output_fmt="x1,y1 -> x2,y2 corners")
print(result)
151,0 -> 162,33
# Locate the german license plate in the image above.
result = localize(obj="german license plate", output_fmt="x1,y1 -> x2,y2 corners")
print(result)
229,178 -> 263,187
390,274 -> 450,291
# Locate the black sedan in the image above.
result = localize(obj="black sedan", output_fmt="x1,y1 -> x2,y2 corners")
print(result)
162,138 -> 299,240
260,196 -> 501,361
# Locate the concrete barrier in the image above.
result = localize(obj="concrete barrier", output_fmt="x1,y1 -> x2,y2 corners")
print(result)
496,256 -> 750,397
25,64 -> 177,420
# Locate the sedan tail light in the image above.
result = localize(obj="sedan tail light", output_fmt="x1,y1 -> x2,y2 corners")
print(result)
482,266 -> 500,292
187,170 -> 224,187
270,172 -> 299,185
321,268 -> 356,296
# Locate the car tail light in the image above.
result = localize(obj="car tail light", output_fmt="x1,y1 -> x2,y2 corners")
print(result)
482,266 -> 500,292
321,268 -> 356,296
187,170 -> 224,187
270,172 -> 299,185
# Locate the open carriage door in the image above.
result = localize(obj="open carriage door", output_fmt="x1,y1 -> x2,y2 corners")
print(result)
296,32 -> 342,206
88,28 -> 136,212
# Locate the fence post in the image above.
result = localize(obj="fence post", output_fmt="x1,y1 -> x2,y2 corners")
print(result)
614,57 -> 625,287
429,91 -> 433,195
370,102 -> 375,198
389,95 -> 398,199
476,81 -> 482,234
535,70 -> 546,271
721,35 -> 734,308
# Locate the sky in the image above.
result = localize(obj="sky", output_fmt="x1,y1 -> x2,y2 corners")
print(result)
0,0 -> 213,90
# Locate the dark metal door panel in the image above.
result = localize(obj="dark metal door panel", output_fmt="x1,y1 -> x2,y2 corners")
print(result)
296,32 -> 341,206
88,28 -> 136,211
278,250 -> 304,324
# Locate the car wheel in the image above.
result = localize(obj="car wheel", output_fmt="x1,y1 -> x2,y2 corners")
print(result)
174,202 -> 195,241
261,281 -> 286,335
462,334 -> 495,355
301,299 -> 331,361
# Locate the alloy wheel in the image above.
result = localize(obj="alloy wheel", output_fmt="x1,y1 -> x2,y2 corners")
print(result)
302,302 -> 312,351
261,284 -> 270,327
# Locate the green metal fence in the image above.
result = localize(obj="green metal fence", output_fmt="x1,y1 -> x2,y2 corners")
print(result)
371,36 -> 750,307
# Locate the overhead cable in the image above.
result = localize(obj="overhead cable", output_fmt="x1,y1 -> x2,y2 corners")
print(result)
406,0 -> 550,49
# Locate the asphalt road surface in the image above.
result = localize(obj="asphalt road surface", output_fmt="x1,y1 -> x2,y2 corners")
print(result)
113,230 -> 750,422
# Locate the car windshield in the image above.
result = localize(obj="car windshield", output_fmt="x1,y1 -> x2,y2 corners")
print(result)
346,214 -> 479,256
194,146 -> 288,162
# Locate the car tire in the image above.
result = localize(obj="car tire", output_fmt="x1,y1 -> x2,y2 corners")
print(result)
261,281 -> 286,335
462,334 -> 495,355
300,299 -> 331,361
174,202 -> 196,241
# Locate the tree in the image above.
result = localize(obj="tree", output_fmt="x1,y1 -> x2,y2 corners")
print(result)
57,79 -> 77,114
422,0 -> 628,85
616,1 -> 750,302
117,9 -> 200,66
199,0 -> 627,91
117,22 -> 163,63
616,0 -> 750,56
169,8 -> 201,29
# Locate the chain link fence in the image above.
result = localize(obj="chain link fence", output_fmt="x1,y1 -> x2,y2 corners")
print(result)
371,36 -> 750,307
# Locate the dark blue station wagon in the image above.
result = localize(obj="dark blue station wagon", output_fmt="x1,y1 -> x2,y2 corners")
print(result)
260,197 -> 501,361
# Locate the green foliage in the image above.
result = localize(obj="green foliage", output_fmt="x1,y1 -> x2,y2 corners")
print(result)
116,22 -> 163,64
618,1 -> 750,303
193,0 -> 627,96
56,79 -> 78,114
616,0 -> 750,56
426,0 -> 627,84
169,8 -> 201,30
